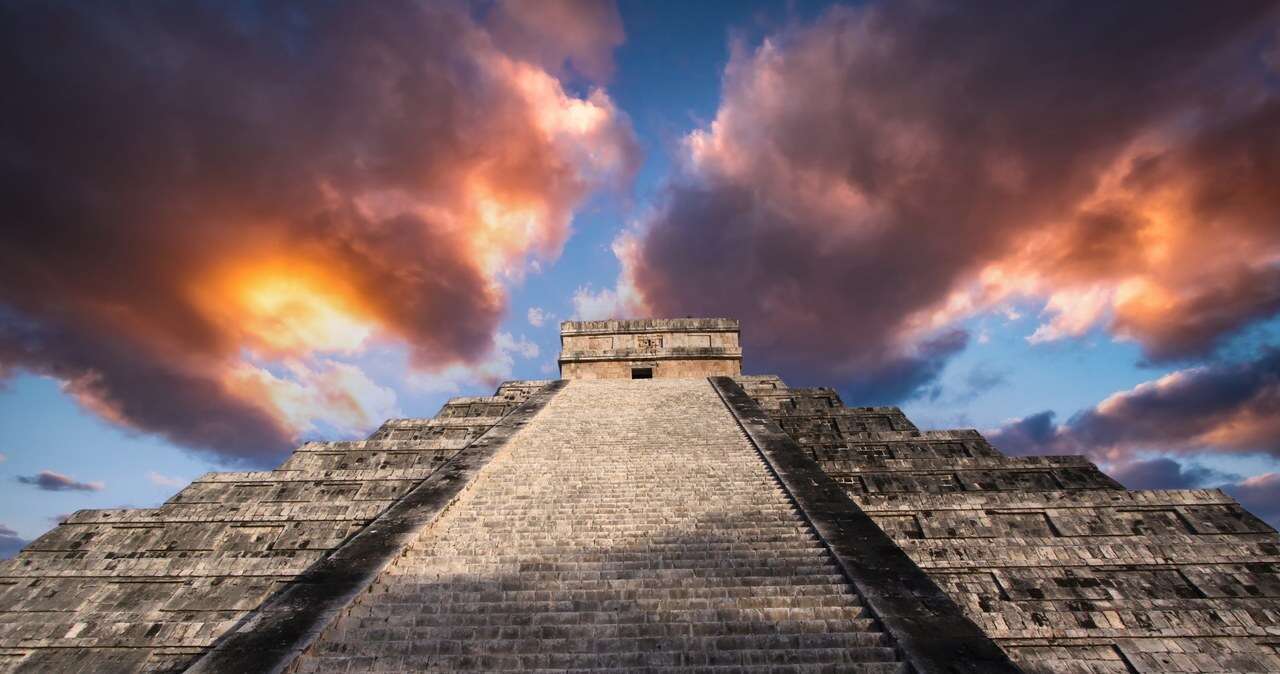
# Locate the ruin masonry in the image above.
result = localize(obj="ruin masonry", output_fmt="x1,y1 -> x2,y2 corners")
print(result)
2,318 -> 1278,673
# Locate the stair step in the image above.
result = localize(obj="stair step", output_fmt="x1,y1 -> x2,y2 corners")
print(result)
343,616 -> 882,635
298,646 -> 902,670
347,602 -> 871,622
289,379 -> 902,670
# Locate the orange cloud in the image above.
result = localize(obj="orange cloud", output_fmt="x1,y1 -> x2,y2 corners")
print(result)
194,259 -> 378,358
0,1 -> 637,463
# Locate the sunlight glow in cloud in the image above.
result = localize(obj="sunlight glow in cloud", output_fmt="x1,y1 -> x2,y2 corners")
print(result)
0,1 -> 638,464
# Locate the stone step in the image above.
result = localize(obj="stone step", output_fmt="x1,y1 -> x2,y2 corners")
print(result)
406,541 -> 828,556
288,378 -> 901,671
371,570 -> 849,588
352,591 -> 858,613
386,562 -> 843,576
346,609 -> 876,628
295,659 -> 908,674
315,632 -> 892,656
297,646 -> 902,670
346,596 -> 868,619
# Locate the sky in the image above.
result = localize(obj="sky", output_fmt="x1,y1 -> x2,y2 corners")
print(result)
2,0 -> 1280,556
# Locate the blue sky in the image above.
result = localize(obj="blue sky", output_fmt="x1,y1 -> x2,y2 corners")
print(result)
2,0 -> 1279,550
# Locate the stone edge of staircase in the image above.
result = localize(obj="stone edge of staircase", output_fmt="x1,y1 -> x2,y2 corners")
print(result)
186,380 -> 569,674
710,376 -> 1023,674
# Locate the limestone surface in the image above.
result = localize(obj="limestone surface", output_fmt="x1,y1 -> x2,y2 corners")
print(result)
290,378 -> 903,672
734,374 -> 1280,674
0,382 -> 548,672
4,317 -> 1280,674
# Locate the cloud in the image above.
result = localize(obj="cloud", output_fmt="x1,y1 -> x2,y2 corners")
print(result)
1224,473 -> 1280,529
410,332 -> 541,394
1102,456 -> 1280,529
572,285 -> 626,320
146,472 -> 187,488
613,1 -> 1280,400
988,410 -> 1061,457
0,524 -> 27,560
485,0 -> 625,82
227,358 -> 399,438
527,307 -> 551,327
990,349 -> 1280,462
0,451 -> 6,463
570,278 -> 644,321
497,333 -> 540,361
17,470 -> 104,492
962,364 -> 1008,399
1097,457 -> 1280,530
0,2 -> 638,464
1107,457 -> 1239,490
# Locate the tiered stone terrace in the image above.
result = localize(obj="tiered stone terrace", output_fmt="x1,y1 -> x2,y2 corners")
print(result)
734,374 -> 1280,674
0,381 -> 549,672
290,379 -> 904,673
4,317 -> 1280,673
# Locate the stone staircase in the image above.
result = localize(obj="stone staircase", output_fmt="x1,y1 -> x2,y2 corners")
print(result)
290,378 -> 905,672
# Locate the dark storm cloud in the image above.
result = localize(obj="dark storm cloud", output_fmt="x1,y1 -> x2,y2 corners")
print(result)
621,0 -> 1280,400
16,470 -> 104,492
0,1 -> 636,463
988,349 -> 1280,461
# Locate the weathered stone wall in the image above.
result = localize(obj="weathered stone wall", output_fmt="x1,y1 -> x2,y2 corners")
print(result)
0,381 -> 548,672
7,326 -> 1280,674
559,317 -> 742,379
560,357 -> 740,379
736,374 -> 1280,674
289,378 -> 904,673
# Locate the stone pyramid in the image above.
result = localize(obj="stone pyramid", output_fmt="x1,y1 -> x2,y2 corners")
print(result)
2,318 -> 1279,673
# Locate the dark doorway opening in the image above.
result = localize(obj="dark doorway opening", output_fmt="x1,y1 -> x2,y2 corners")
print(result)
631,367 -> 653,379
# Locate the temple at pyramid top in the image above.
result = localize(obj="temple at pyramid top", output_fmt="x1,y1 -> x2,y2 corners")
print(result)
558,317 -> 742,379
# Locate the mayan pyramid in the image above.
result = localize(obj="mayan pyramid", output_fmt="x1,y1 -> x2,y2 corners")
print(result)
3,317 -> 1279,673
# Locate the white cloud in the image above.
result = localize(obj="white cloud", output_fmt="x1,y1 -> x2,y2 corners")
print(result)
226,358 -> 399,437
569,235 -> 647,320
1027,285 -> 1115,344
146,471 -> 186,488
527,306 -> 551,327
409,332 -> 540,394
496,332 -> 540,360
571,283 -> 643,320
